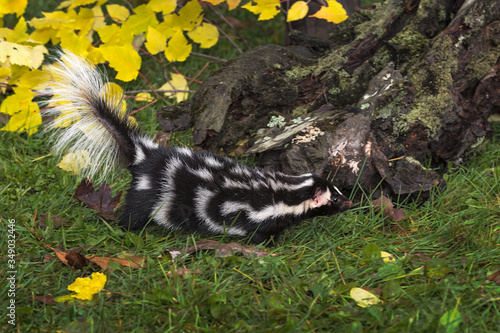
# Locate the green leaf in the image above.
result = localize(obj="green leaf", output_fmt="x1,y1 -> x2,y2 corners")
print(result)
440,307 -> 462,332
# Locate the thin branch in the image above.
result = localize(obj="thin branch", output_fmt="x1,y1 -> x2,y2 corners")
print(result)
207,4 -> 251,50
203,17 -> 243,54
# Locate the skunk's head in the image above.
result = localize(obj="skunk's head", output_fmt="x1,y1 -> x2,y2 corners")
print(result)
308,177 -> 352,216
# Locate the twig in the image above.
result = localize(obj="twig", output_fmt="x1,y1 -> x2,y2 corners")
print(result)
190,52 -> 228,63
204,16 -> 244,54
207,4 -> 251,50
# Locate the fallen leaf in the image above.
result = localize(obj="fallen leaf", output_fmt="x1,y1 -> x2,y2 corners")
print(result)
67,272 -> 107,301
165,239 -> 278,260
65,250 -> 90,269
487,269 -> 500,285
424,258 -> 452,280
38,213 -> 69,229
350,287 -> 383,307
73,178 -> 122,221
89,255 -> 146,270
32,295 -> 57,305
372,196 -> 407,222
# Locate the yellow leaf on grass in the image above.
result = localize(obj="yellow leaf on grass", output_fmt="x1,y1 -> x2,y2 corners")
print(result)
106,4 -> 130,22
381,251 -> 396,263
160,73 -> 189,103
56,150 -> 90,174
187,23 -> 219,48
287,1 -> 309,22
0,0 -> 27,17
148,0 -> 177,15
227,0 -> 241,10
145,26 -> 167,55
164,29 -> 192,62
350,287 -> 382,308
99,44 -> 141,81
67,272 -> 107,301
309,0 -> 348,24
242,0 -> 280,21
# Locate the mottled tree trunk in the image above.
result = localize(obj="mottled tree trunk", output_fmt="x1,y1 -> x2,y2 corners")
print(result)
158,0 -> 500,202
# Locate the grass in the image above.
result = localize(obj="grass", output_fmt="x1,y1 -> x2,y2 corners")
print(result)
2,1 -> 500,332
1,123 -> 499,332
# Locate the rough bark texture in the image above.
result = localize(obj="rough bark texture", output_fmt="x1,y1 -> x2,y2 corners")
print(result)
158,0 -> 500,202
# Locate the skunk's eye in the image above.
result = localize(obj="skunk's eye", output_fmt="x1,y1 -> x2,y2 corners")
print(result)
331,196 -> 338,203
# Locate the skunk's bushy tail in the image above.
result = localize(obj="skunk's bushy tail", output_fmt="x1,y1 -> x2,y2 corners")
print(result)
46,51 -> 149,181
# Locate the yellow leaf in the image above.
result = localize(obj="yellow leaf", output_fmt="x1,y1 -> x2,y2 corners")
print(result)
160,73 -> 189,102
187,23 -> 219,48
121,4 -> 158,35
227,0 -> 241,10
56,150 -> 90,174
69,0 -> 99,9
145,26 -> 166,55
99,44 -> 141,81
97,24 -> 134,45
0,87 -> 41,135
203,0 -> 225,5
242,0 -> 280,21
59,30 -> 92,57
350,288 -> 383,308
381,251 -> 396,263
17,69 -> 48,90
0,0 -> 27,17
92,5 -> 106,29
176,0 -> 203,31
0,67 -> 11,81
309,0 -> 348,24
67,272 -> 107,301
287,1 -> 309,22
106,4 -> 130,22
164,29 -> 192,62
136,92 -> 154,102
0,42 -> 48,68
148,0 -> 177,15
101,82 -> 127,114
6,17 -> 29,43
0,86 -> 34,115
29,28 -> 57,45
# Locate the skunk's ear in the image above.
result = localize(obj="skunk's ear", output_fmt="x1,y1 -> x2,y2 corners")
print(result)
311,186 -> 332,208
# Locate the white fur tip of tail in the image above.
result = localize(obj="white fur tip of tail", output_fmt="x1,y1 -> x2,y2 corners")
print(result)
46,50 -> 123,183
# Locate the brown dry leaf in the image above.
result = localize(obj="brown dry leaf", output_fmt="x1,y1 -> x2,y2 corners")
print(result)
53,247 -> 91,269
165,239 -> 278,260
372,196 -> 407,222
53,247 -> 145,270
487,269 -> 500,285
89,255 -> 146,270
73,178 -> 122,221
32,295 -> 57,305
38,213 -> 69,229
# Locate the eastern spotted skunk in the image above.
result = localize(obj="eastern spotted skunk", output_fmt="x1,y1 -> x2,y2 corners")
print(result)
46,51 -> 352,244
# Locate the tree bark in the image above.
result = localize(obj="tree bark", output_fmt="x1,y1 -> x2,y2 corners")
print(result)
158,0 -> 500,202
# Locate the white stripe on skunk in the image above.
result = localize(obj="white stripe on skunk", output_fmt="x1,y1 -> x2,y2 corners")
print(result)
46,51 -> 353,244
